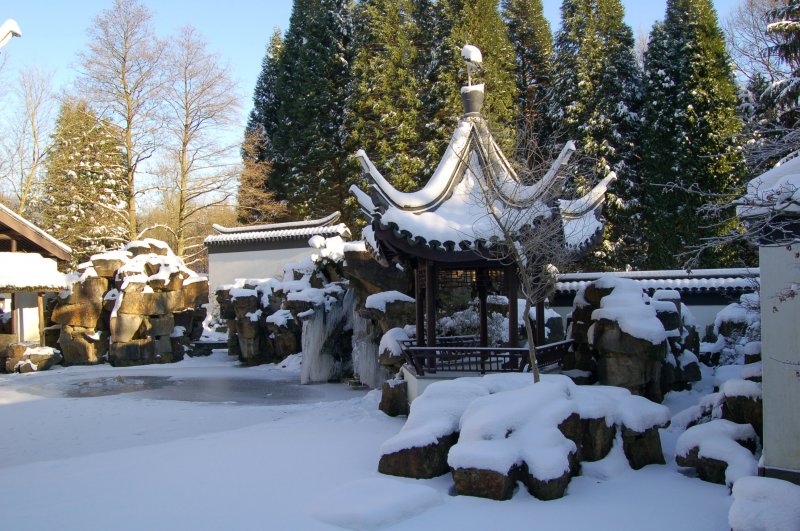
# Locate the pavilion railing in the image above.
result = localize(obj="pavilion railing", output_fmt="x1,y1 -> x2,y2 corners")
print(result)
401,338 -> 573,376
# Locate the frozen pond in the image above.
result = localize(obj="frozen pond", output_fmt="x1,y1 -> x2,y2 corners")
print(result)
15,358 -> 363,405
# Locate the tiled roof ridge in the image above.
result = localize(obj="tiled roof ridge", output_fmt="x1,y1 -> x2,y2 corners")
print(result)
212,211 -> 341,234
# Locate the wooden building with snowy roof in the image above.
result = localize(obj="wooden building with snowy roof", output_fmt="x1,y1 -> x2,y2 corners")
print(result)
204,211 -> 350,292
0,202 -> 71,349
350,46 -> 615,392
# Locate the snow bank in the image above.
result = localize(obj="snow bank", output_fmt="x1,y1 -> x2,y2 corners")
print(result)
365,291 -> 415,313
448,376 -> 670,478
729,476 -> 800,531
676,419 -> 757,486
378,328 -> 409,358
310,477 -> 443,531
719,379 -> 762,400
591,277 -> 667,344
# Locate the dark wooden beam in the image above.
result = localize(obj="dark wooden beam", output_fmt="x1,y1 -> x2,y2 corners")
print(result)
506,265 -> 519,349
536,300 -> 546,346
425,261 -> 437,370
477,269 -> 488,348
415,262 -> 425,347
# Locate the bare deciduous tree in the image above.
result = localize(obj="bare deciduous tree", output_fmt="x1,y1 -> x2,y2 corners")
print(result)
77,0 -> 165,241
0,67 -> 54,216
153,26 -> 241,266
724,0 -> 789,82
469,122 -> 605,382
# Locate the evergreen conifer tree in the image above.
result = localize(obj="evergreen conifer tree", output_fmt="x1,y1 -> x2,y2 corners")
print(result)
345,0 -> 426,193
501,0 -> 554,167
270,0 -> 354,222
639,0 -> 745,269
767,1 -> 800,123
39,99 -> 128,265
549,0 -> 643,270
240,28 -> 286,224
414,0 -> 519,171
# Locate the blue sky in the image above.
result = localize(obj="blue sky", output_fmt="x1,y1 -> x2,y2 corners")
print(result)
2,0 -> 740,130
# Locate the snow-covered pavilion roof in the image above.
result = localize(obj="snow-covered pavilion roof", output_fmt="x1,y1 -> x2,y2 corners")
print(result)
204,211 -> 350,248
0,252 -> 68,292
737,152 -> 800,219
350,84 -> 615,261
0,202 -> 72,262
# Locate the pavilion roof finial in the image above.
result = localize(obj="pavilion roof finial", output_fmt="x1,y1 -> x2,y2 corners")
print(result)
460,44 -> 484,116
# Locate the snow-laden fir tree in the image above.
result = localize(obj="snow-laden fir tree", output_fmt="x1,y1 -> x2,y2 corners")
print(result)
39,99 -> 128,266
240,27 -> 286,224
639,0 -> 745,269
501,0 -> 554,168
270,0 -> 354,222
413,0 -> 519,171
549,0 -> 643,270
344,0 -> 427,193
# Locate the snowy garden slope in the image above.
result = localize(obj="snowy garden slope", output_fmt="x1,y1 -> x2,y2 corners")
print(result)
0,351 -> 734,531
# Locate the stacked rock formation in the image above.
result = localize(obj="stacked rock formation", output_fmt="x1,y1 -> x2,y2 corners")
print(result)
565,278 -> 701,402
378,374 -> 671,501
220,236 -> 365,384
216,277 -> 303,366
52,239 -> 208,366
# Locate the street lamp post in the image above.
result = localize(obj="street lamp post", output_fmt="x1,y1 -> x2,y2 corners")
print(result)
0,19 -> 21,50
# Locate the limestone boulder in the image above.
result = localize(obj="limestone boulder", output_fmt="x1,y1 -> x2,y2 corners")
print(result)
379,380 -> 409,417
722,395 -> 763,438
110,313 -> 144,343
621,426 -> 666,470
522,466 -> 573,501
146,314 -> 175,337
59,326 -> 108,365
60,276 -> 110,305
4,343 -> 30,372
116,291 -> 183,316
452,467 -> 517,500
51,302 -> 103,329
126,240 -> 169,257
91,256 -> 129,278
378,433 -> 458,479
22,347 -> 63,371
108,338 -> 156,366
341,250 -> 411,302
181,279 -> 209,308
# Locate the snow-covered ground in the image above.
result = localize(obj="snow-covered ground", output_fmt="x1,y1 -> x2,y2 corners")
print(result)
0,352 -> 732,530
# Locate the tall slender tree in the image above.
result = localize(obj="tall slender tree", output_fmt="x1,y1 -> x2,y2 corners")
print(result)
345,0 -> 426,193
502,0 -> 554,167
549,0 -> 643,270
39,99 -> 128,265
639,0 -> 745,269
413,0 -> 519,171
160,26 -> 241,266
270,0 -> 354,221
241,27 -> 285,222
77,0 -> 165,241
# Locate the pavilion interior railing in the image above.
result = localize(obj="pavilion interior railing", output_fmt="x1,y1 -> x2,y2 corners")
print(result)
400,337 -> 572,376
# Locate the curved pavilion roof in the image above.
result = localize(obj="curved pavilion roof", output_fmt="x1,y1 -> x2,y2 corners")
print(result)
350,85 -> 615,264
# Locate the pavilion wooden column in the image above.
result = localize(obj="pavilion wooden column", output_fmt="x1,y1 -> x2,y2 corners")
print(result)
477,269 -> 489,348
535,300 -> 546,346
425,262 -> 437,346
506,265 -> 519,349
37,292 -> 45,347
415,263 -> 425,347
11,293 -> 20,342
